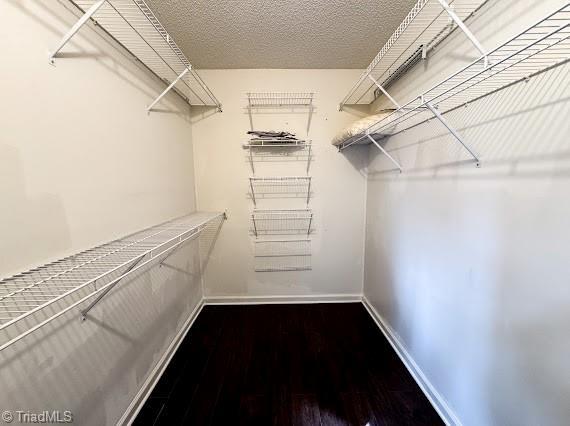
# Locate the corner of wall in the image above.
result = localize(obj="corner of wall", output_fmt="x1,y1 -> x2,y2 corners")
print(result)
361,297 -> 461,426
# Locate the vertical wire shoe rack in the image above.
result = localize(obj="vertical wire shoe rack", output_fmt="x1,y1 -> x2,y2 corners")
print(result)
245,93 -> 315,272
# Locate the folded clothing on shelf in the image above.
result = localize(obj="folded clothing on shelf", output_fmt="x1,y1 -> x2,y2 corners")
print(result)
331,110 -> 395,146
248,130 -> 299,142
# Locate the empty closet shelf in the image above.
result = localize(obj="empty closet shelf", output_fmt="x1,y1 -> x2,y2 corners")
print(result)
0,212 -> 225,352
64,0 -> 221,109
254,239 -> 312,272
244,141 -> 313,173
340,0 -> 488,108
249,177 -> 312,205
247,92 -> 315,107
251,209 -> 313,236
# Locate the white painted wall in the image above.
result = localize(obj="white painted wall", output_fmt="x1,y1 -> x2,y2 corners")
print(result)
0,1 -> 208,424
4,0 -> 568,424
192,69 -> 369,299
363,1 -> 570,425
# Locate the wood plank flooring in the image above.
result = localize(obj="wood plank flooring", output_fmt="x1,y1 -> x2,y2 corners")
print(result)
135,303 -> 443,425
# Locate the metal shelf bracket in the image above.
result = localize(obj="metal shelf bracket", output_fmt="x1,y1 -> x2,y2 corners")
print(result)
368,75 -> 401,109
436,0 -> 489,67
366,134 -> 403,172
80,254 -> 144,320
147,67 -> 191,112
48,0 -> 107,64
423,99 -> 480,166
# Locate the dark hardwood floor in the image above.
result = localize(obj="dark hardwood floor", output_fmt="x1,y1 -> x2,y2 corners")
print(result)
135,303 -> 443,425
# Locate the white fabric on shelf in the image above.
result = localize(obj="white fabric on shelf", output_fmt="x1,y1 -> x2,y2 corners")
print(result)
331,110 -> 394,146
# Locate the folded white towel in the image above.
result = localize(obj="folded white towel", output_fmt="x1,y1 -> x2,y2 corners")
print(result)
331,110 -> 394,146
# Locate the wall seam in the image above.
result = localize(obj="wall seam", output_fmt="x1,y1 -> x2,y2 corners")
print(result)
361,297 -> 462,426
360,147 -> 370,296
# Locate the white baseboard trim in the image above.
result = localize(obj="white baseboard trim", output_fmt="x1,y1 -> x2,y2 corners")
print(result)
204,294 -> 362,305
361,297 -> 461,426
119,299 -> 205,425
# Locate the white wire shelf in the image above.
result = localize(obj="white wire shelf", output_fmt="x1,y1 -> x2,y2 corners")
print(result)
54,0 -> 221,110
340,0 -> 488,109
254,239 -> 312,272
249,176 -> 312,206
251,209 -> 313,237
244,139 -> 310,147
245,93 -> 315,132
0,212 -> 225,351
340,4 -> 570,151
243,140 -> 313,174
247,92 -> 315,107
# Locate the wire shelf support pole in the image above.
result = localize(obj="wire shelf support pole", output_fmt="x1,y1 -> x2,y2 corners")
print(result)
368,75 -> 402,109
80,255 -> 144,320
436,0 -> 488,67
366,134 -> 403,172
424,99 -> 480,166
249,178 -> 257,206
147,67 -> 190,112
48,0 -> 107,64
307,213 -> 313,236
248,147 -> 255,174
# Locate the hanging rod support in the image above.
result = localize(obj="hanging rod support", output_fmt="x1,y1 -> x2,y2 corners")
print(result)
366,134 -> 403,172
80,254 -> 144,321
82,226 -> 204,320
368,75 -> 401,109
147,67 -> 190,112
49,0 -> 107,64
424,101 -> 480,166
436,0 -> 488,67
159,229 -> 203,267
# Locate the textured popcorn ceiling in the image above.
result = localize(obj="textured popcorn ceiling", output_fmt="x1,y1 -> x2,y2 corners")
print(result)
144,0 -> 418,69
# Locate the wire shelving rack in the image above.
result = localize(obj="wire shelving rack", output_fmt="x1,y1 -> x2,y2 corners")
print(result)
243,140 -> 313,174
0,212 -> 225,352
244,139 -> 310,148
249,177 -> 312,206
250,209 -> 313,237
247,92 -> 315,108
51,0 -> 221,111
254,239 -> 312,272
339,4 -> 570,166
341,5 -> 570,147
339,0 -> 488,109
245,92 -> 315,132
